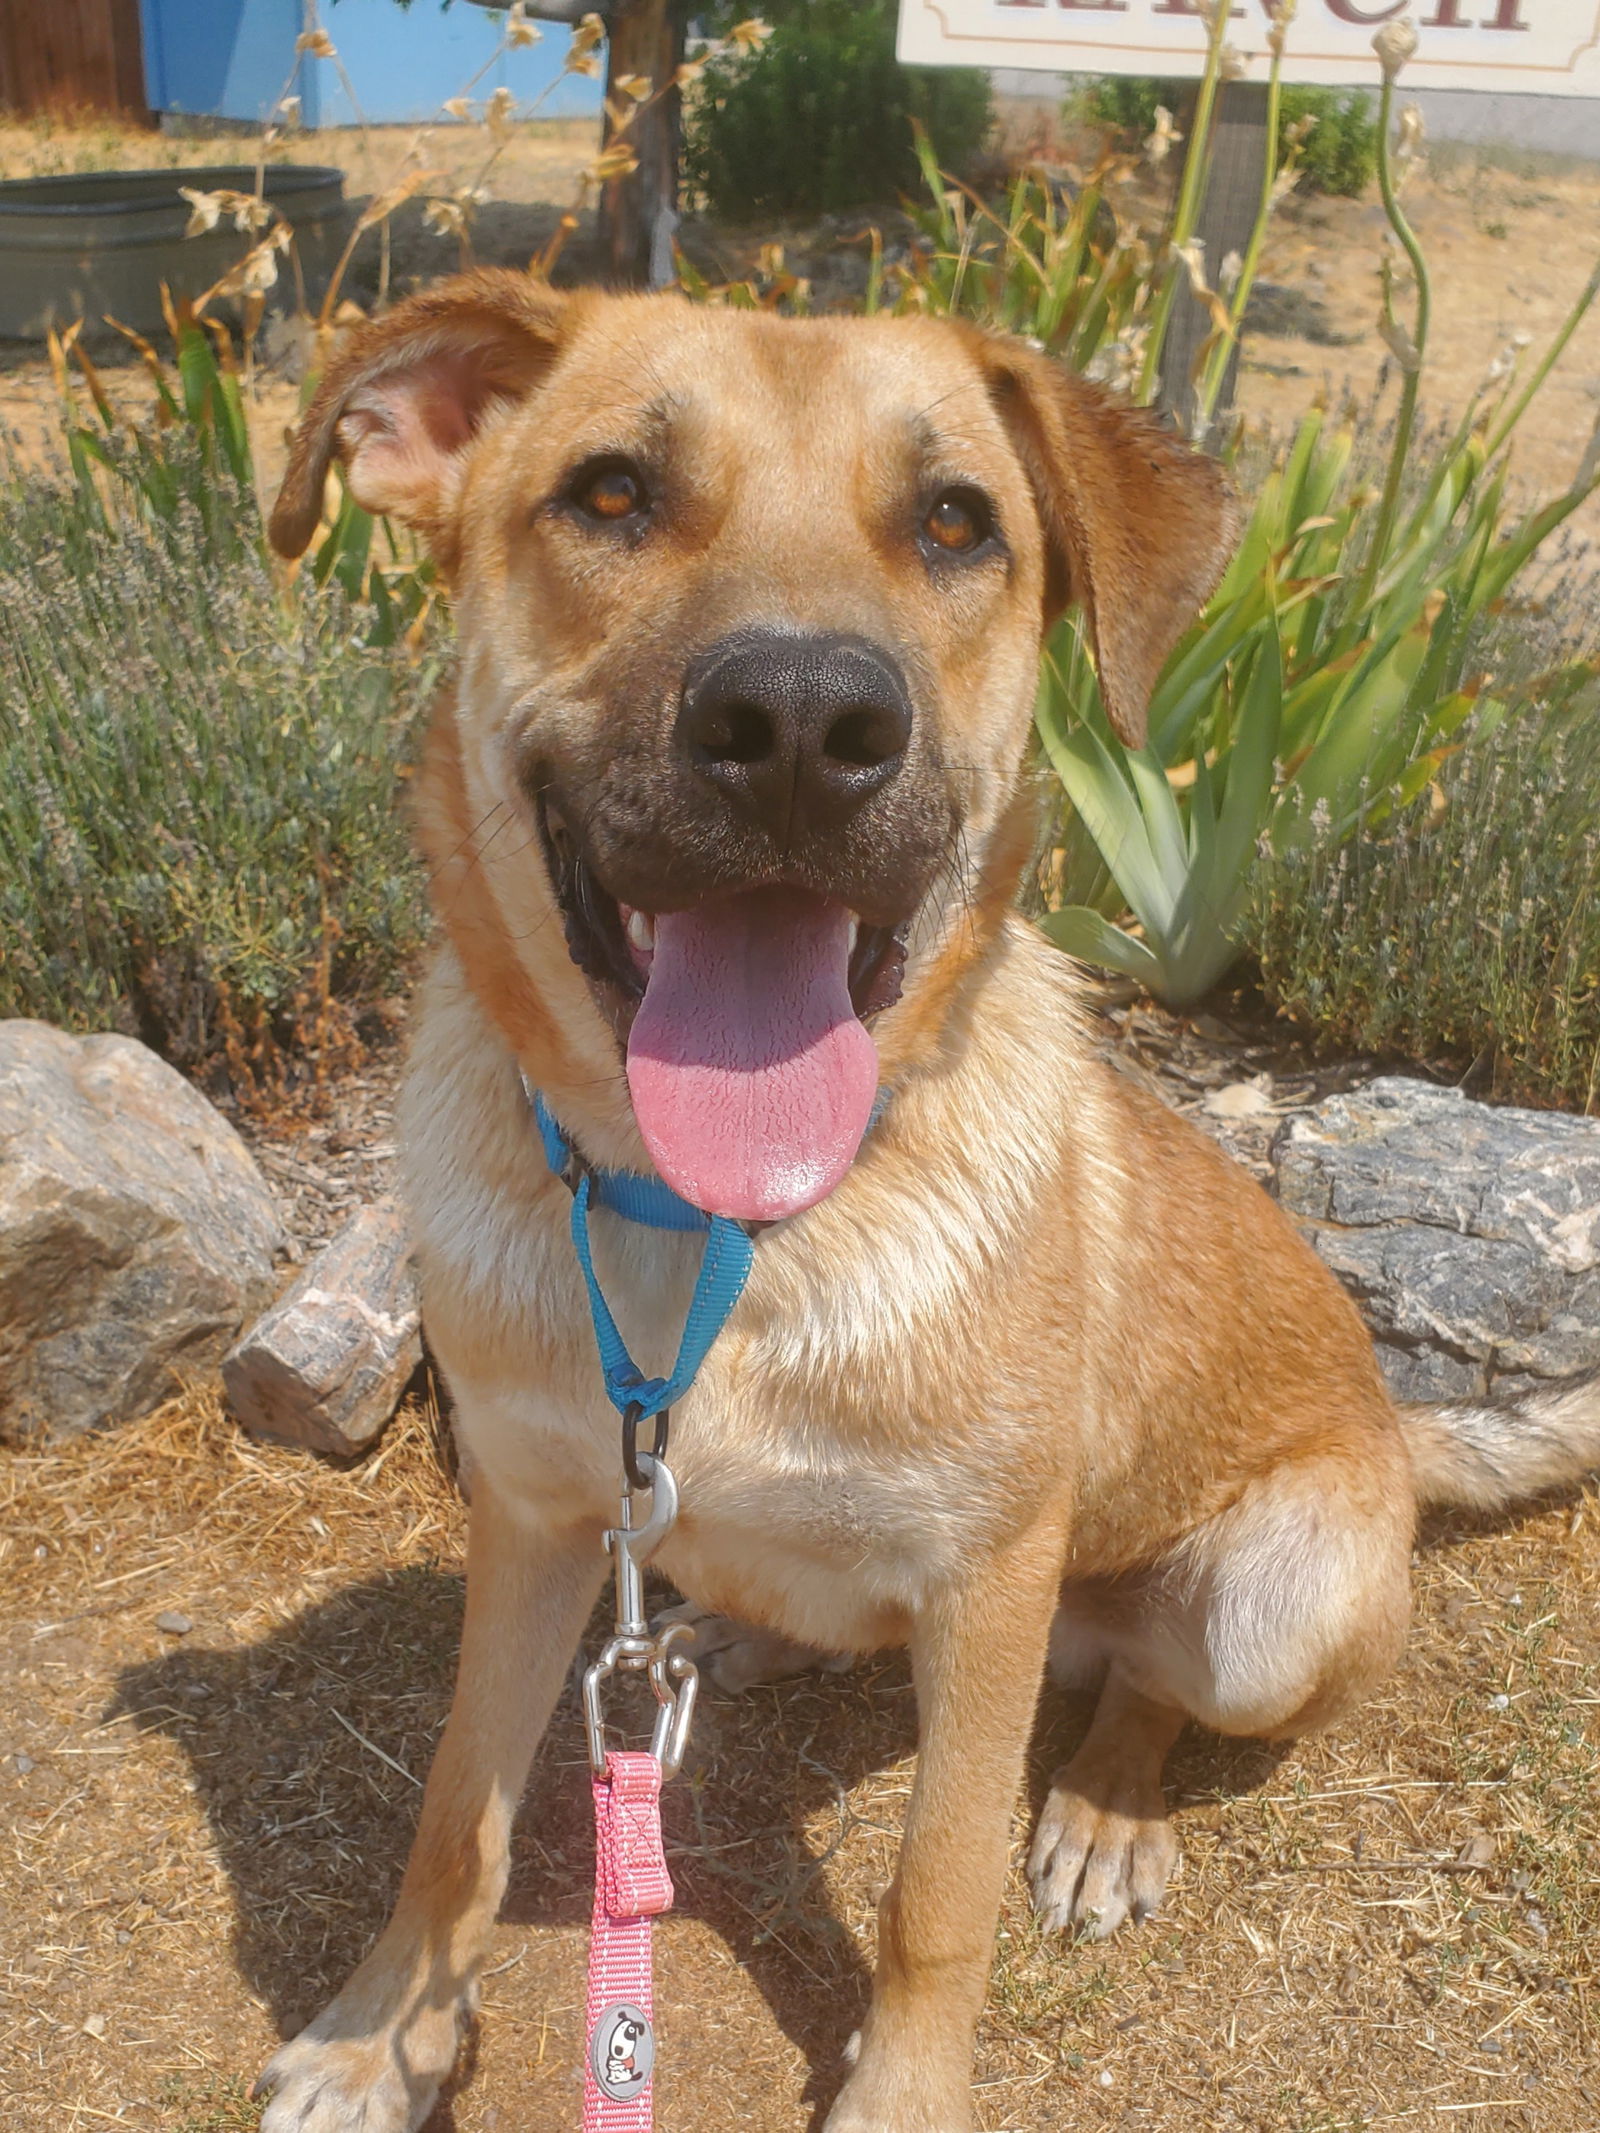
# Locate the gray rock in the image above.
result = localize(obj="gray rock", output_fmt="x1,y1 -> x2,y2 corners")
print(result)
223,1199 -> 420,1456
0,1021 -> 283,1442
1273,1078 -> 1600,1403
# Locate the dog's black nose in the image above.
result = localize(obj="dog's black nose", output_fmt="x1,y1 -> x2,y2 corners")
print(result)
677,630 -> 913,843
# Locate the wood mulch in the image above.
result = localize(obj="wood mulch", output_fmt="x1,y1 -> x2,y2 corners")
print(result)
219,1050 -> 404,1264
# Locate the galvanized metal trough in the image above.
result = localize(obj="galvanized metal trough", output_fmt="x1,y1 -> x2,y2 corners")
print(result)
0,164 -> 346,339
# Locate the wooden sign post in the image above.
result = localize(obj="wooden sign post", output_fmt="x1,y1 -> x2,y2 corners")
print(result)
1160,80 -> 1273,438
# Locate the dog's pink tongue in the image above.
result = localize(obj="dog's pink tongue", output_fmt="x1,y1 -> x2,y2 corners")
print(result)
626,888 -> 876,1222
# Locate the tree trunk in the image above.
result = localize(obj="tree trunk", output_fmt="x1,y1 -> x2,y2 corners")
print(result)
598,0 -> 685,287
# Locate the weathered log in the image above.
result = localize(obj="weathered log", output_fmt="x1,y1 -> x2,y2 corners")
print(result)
224,1199 -> 420,1456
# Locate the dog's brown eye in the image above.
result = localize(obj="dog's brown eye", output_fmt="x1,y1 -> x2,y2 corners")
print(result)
570,459 -> 647,524
923,489 -> 992,556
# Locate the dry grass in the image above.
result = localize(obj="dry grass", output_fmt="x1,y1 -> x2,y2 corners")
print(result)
3,1385 -> 1598,2131
0,113 -> 598,202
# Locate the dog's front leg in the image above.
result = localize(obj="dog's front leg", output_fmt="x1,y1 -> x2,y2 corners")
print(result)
257,1486 -> 606,2133
826,1523 -> 1066,2133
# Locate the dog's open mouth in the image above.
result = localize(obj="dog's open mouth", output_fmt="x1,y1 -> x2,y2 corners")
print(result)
539,799 -> 907,1222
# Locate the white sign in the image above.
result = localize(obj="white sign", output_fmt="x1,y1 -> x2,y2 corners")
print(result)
898,0 -> 1600,92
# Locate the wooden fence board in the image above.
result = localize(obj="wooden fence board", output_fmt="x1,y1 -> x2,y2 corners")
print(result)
0,0 -> 149,122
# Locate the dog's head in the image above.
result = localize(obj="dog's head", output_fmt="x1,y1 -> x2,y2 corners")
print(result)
272,274 -> 1233,1220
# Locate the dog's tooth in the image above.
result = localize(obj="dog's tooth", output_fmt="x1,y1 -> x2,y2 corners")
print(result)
626,909 -> 656,955
846,917 -> 860,958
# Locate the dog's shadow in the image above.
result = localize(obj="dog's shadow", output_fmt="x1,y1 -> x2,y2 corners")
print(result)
108,1565 -> 909,2127
109,1566 -> 1290,2130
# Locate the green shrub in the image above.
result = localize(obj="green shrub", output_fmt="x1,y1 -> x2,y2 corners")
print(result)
683,0 -> 992,221
1079,76 -> 1377,198
1029,389 -> 1599,1006
1251,634 -> 1600,1110
1076,75 -> 1169,144
0,435 -> 439,1092
1289,87 -> 1378,198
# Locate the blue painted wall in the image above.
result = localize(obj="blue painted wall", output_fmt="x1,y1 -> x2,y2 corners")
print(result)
138,1 -> 601,127
141,0 -> 299,123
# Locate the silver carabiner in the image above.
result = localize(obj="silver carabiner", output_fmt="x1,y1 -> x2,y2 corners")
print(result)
648,1621 -> 699,1779
582,1645 -> 622,1774
583,1453 -> 698,1778
607,1453 -> 678,1637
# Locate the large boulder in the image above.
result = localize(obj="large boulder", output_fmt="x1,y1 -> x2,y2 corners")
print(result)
0,1021 -> 283,1440
1273,1077 -> 1600,1403
223,1198 -> 421,1457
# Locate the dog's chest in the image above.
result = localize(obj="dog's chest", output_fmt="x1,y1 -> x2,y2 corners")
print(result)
422,1117 -> 1044,1650
654,1406 -> 986,1649
465,1356 -> 1007,1652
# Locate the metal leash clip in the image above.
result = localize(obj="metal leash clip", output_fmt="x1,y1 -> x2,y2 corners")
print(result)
583,1447 -> 699,1781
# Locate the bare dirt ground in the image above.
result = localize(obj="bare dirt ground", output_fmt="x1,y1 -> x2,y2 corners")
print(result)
5,1381 -> 1598,2133
1239,154 -> 1600,553
0,112 -> 596,200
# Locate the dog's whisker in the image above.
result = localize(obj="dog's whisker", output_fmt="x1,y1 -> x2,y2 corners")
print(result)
424,799 -> 509,892
436,808 -> 522,911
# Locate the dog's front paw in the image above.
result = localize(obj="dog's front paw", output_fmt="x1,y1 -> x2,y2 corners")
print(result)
255,1996 -> 466,2133
1027,1779 -> 1177,1940
822,2024 -> 973,2133
656,1602 -> 849,1693
823,2070 -> 972,2133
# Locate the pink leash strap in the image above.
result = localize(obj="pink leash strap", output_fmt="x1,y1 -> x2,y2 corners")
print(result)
583,1750 -> 675,2131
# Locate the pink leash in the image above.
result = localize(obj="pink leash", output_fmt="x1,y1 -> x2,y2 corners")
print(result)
579,1460 -> 698,2130
583,1751 -> 675,2130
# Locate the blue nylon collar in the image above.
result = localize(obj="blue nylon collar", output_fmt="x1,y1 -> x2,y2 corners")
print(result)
530,1083 -> 755,1424
532,1088 -> 711,1235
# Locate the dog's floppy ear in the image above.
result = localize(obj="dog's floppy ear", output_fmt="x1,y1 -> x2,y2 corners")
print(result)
269,270 -> 570,561
974,334 -> 1237,747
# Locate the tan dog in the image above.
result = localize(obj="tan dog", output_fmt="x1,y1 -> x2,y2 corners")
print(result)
258,274 -> 1600,2133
